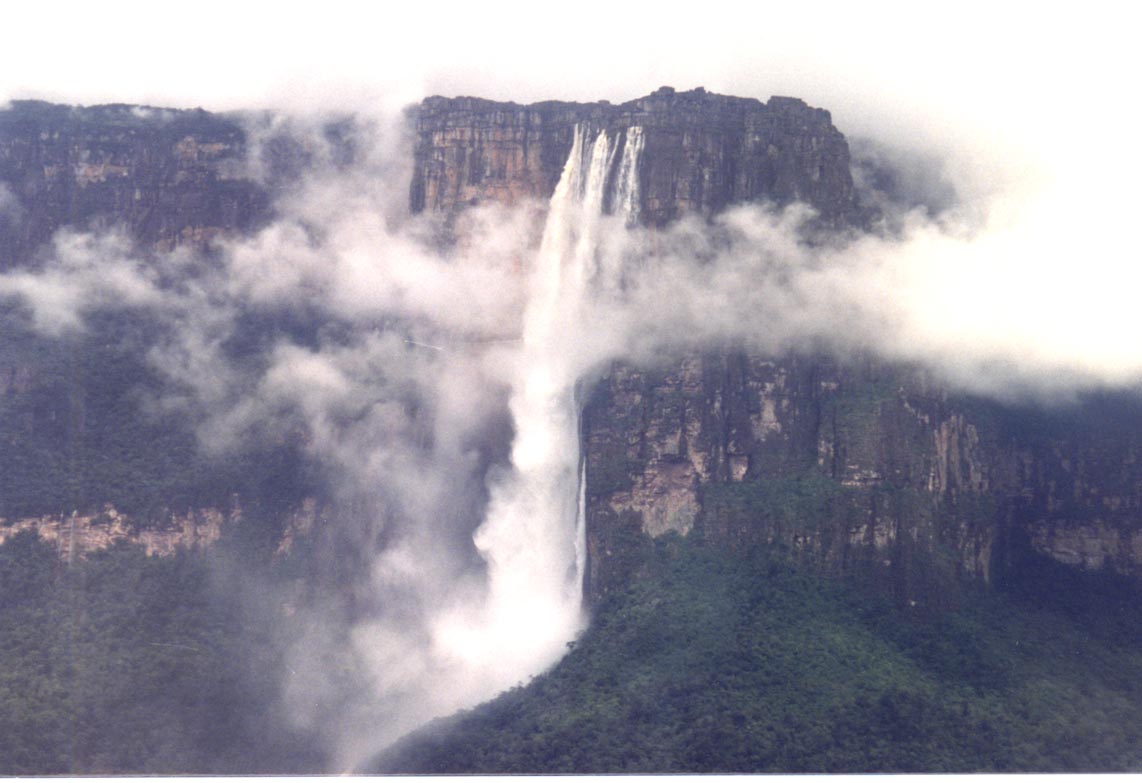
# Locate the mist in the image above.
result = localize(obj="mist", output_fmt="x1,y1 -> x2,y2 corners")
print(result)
2,1 -> 1142,769
3,90 -> 1141,767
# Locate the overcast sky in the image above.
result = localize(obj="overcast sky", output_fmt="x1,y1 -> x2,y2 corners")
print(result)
4,1 -> 1140,190
5,1 -> 1142,395
3,2 -> 1136,151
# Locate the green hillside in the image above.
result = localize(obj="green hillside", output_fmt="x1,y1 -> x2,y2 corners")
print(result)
377,536 -> 1142,773
0,531 -> 325,774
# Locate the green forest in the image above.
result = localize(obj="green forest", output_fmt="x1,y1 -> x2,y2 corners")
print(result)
2,303 -> 1141,774
0,529 -> 325,774
1,495 -> 1141,773
377,535 -> 1142,773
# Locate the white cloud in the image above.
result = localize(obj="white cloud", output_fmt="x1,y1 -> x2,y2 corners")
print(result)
4,3 -> 1142,766
0,230 -> 162,335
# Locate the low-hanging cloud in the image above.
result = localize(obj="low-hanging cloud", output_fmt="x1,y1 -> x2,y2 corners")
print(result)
2,69 -> 1142,769
0,183 -> 21,225
0,230 -> 164,335
599,186 -> 1142,402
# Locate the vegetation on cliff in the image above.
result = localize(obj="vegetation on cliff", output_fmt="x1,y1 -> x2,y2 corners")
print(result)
0,308 -> 316,522
3,512 -> 1137,774
2,93 -> 1141,776
377,536 -> 1142,773
0,529 -> 326,774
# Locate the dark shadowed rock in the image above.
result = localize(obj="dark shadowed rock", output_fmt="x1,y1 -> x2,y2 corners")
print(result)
0,100 -> 271,268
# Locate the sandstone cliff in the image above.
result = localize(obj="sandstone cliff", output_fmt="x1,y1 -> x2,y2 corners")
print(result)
2,90 -> 1139,609
410,87 -> 1142,607
411,86 -> 859,227
0,504 -> 229,560
0,100 -> 288,553
0,100 -> 271,267
581,353 -> 1142,606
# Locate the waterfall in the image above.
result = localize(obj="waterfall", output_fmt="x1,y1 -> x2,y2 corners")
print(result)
612,127 -> 644,226
338,124 -> 643,770
462,122 -> 643,673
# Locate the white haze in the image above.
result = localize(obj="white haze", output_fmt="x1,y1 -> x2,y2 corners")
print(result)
1,0 -> 1142,770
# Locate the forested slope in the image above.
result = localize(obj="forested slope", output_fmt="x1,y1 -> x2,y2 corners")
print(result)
378,537 -> 1142,773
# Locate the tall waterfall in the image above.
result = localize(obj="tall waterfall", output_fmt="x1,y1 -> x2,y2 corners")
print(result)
318,125 -> 645,771
449,123 -> 644,680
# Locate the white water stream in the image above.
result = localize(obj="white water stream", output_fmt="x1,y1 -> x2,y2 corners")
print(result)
438,123 -> 644,684
345,126 -> 645,768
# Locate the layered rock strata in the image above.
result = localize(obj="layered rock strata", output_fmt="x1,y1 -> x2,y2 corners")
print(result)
411,86 -> 860,227
1,90 -> 1139,605
581,354 -> 1142,604
0,505 -> 229,560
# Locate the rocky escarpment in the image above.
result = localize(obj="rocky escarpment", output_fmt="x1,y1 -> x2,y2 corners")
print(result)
410,87 -> 1142,607
411,86 -> 860,227
0,497 -> 329,564
581,354 -> 1142,606
2,90 -> 1139,608
580,354 -> 1003,606
0,100 -> 272,267
0,100 -> 304,555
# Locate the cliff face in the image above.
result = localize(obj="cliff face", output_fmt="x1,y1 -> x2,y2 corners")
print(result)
0,498 -> 328,562
581,353 -> 1142,605
579,354 -> 998,605
0,100 -> 286,556
410,87 -> 1142,606
0,505 -> 229,559
2,90 -> 1139,606
0,100 -> 270,267
411,86 -> 859,227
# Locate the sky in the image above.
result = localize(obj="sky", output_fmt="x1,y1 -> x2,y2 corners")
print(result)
3,2 -> 1136,146
6,2 -> 1140,231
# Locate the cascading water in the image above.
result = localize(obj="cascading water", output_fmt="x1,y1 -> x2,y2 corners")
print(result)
305,125 -> 645,771
612,126 -> 645,227
439,123 -> 643,683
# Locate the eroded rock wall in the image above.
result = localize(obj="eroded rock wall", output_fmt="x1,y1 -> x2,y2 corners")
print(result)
581,353 -> 1142,605
410,87 -> 1142,607
0,505 -> 229,560
0,100 -> 271,267
2,90 -> 1139,604
580,354 -> 1005,605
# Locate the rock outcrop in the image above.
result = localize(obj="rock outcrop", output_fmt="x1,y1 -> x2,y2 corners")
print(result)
0,504 -> 229,560
581,353 -> 1142,605
2,89 -> 1139,608
582,355 -> 984,603
0,100 -> 288,554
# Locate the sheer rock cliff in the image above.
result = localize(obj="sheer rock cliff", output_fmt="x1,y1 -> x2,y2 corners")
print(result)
410,88 -> 1142,607
1,91 -> 1139,608
411,86 -> 860,228
0,100 -> 272,268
